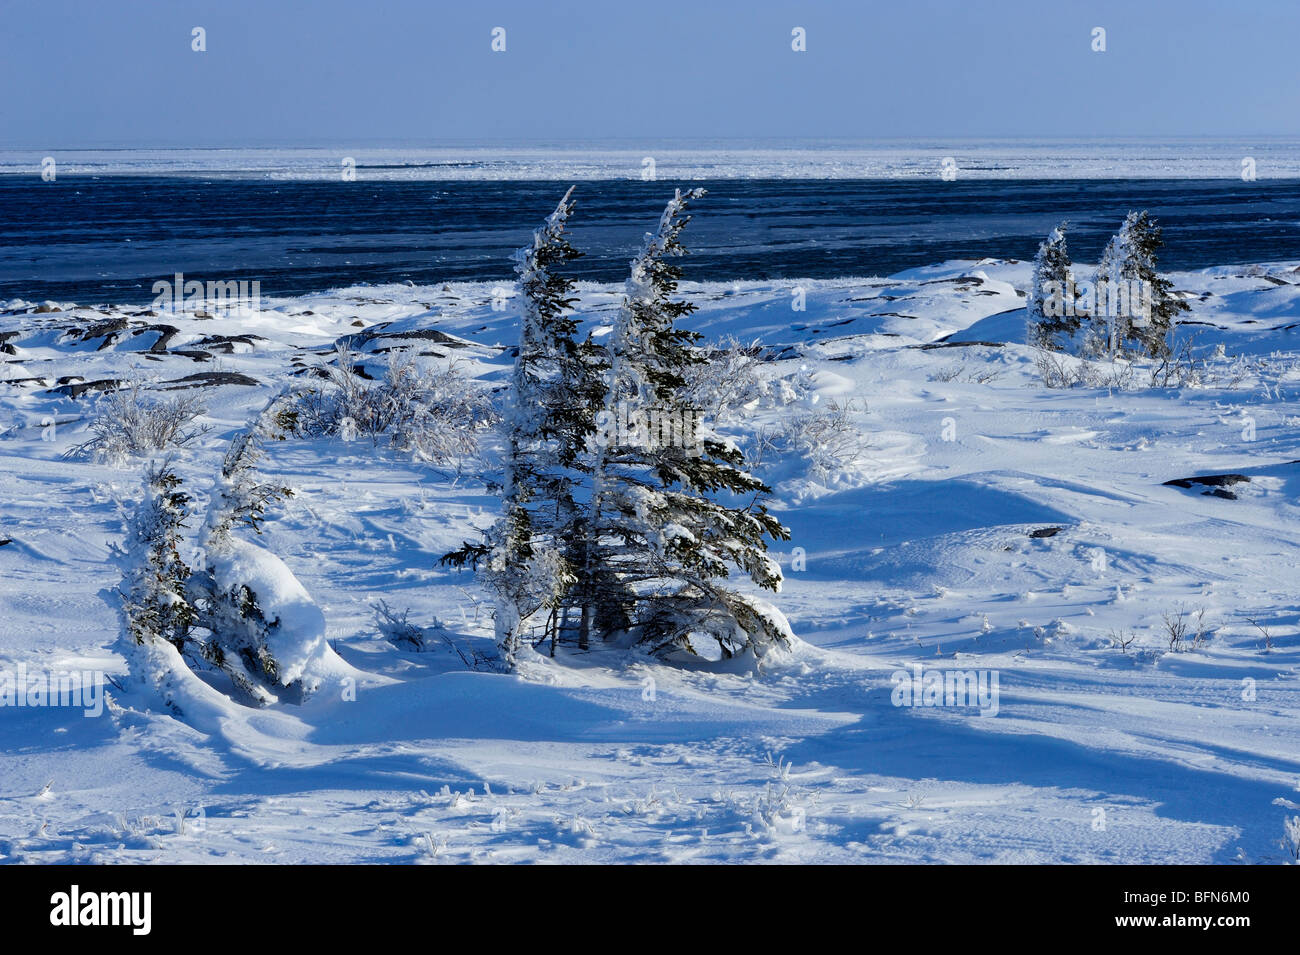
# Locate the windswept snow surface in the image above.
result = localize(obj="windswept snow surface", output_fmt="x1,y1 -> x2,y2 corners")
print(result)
2,259 -> 1299,864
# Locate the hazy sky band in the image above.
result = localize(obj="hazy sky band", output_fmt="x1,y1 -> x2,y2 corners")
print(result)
2,0 -> 1297,147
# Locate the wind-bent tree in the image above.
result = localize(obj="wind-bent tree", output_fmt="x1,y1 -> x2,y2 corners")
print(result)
581,188 -> 793,660
442,188 -> 599,663
1026,222 -> 1077,351
1090,211 -> 1188,358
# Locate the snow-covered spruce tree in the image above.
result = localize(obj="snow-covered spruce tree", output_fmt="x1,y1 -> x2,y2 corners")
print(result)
441,187 -> 601,663
114,462 -> 197,711
1026,222 -> 1076,351
1088,225 -> 1133,359
581,188 -> 793,660
190,394 -> 330,703
1089,210 -> 1189,359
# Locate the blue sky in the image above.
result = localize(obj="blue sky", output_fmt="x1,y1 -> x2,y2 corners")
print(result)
2,0 -> 1297,146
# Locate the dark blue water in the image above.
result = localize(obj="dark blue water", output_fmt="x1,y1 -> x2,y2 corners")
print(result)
3,177 -> 1299,305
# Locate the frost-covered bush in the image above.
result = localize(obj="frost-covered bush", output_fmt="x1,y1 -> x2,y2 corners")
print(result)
929,360 -> 1004,384
761,398 -> 870,480
680,336 -> 806,423
284,346 -> 497,469
680,336 -> 766,421
373,599 -> 501,670
1033,348 -> 1136,390
1162,606 -> 1212,652
1145,334 -> 1206,388
1034,336 -> 1207,391
67,380 -> 207,465
373,599 -> 425,649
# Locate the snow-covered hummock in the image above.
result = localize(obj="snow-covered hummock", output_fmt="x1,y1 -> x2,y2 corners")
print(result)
205,537 -> 330,690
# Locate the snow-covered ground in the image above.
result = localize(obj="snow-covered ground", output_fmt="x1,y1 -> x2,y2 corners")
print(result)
2,259 -> 1299,864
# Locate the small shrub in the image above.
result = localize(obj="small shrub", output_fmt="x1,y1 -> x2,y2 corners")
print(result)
373,599 -> 502,671
1162,606 -> 1212,652
680,335 -> 768,422
681,336 -> 808,423
930,360 -> 1004,384
775,398 -> 870,479
66,380 -> 207,465
1147,334 -> 1205,388
1109,628 -> 1137,654
1033,348 -> 1136,390
1248,617 -> 1275,653
286,346 -> 497,470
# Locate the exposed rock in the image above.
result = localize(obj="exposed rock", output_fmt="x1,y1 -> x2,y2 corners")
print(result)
919,340 -> 1005,350
2,377 -> 54,388
337,323 -> 474,353
1163,473 -> 1250,489
191,333 -> 266,353
131,324 -> 180,353
45,379 -> 122,398
1163,472 -> 1250,500
75,317 -> 131,347
160,371 -> 259,390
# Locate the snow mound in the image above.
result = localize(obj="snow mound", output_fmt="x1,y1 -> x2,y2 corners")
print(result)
207,538 -> 331,689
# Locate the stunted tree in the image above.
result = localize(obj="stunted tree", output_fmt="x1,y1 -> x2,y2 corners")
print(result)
581,188 -> 793,660
114,462 -> 197,711
442,187 -> 599,663
200,396 -> 295,550
119,463 -> 194,651
1090,210 -> 1189,359
1026,222 -> 1077,351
